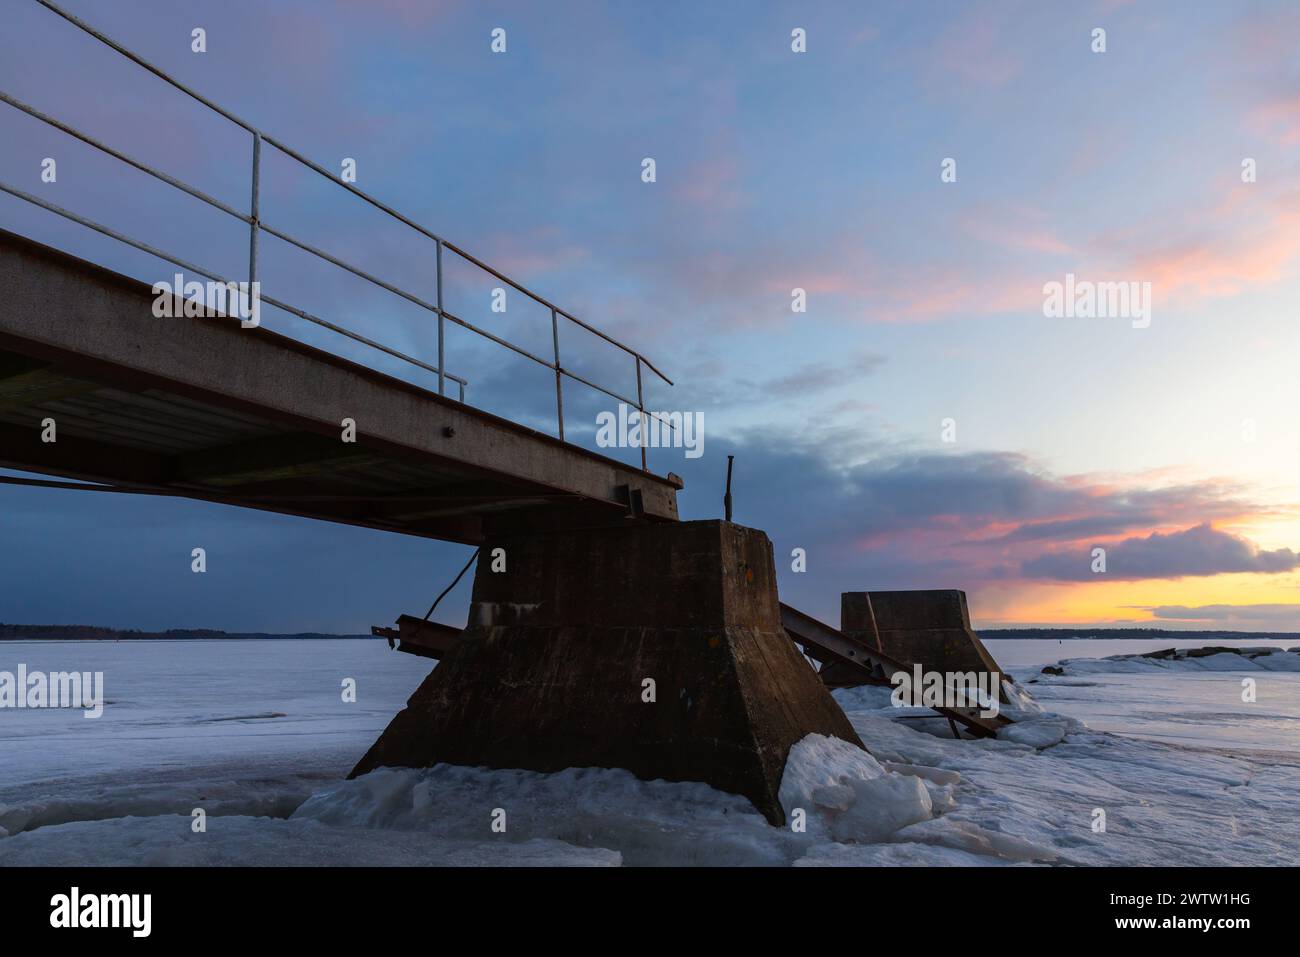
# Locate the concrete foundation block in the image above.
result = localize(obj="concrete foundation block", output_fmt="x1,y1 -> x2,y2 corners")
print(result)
825,590 -> 1006,696
349,520 -> 863,825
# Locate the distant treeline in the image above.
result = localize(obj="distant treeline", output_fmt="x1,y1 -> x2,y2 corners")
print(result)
5,622 -> 1298,642
980,627 -> 1300,641
0,624 -> 368,640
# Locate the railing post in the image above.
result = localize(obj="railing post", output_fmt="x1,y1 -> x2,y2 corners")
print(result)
635,355 -> 646,471
551,308 -> 564,441
4,3 -> 679,443
247,131 -> 260,316
435,238 -> 445,397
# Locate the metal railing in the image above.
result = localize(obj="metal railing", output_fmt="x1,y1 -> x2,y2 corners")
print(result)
0,0 -> 673,468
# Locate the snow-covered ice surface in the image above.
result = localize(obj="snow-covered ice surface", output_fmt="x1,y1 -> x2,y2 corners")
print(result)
1009,643 -> 1300,754
2,638 -> 1298,866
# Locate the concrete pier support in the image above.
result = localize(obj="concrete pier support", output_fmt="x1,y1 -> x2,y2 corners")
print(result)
350,520 -> 863,825
823,590 -> 1006,697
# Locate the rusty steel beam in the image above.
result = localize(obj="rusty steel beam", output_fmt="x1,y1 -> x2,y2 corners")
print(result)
375,615 -> 463,660
779,602 -> 1011,739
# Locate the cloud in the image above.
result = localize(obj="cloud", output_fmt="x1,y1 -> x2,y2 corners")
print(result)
664,430 -> 1285,621
1228,7 -> 1300,144
336,0 -> 459,28
3,414 -> 1289,630
957,205 -> 1073,255
1022,523 -> 1300,582
1124,192 -> 1300,301
679,352 -> 887,410
973,481 -> 1255,545
927,13 -> 1021,89
762,354 -> 886,397
670,154 -> 745,213
978,514 -> 1161,545
1143,603 -> 1300,626
478,226 -> 591,277
648,174 -> 1300,332
1250,94 -> 1300,146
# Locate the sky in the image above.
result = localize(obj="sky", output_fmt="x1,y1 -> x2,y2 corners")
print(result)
3,0 -> 1300,632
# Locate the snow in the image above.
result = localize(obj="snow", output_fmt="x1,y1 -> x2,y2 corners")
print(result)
2,638 -> 1299,866
1048,647 -> 1300,676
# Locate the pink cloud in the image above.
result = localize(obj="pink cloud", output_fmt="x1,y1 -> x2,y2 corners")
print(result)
1120,188 -> 1300,302
670,154 -> 745,212
1250,94 -> 1300,145
796,447 -> 1280,592
336,0 -> 459,28
928,15 -> 1020,89
957,205 -> 1073,255
480,227 -> 590,277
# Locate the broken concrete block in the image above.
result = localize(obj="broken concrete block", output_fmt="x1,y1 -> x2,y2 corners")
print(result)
823,590 -> 1007,699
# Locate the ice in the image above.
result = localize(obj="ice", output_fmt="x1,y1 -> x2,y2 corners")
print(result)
996,715 -> 1077,749
893,817 -> 1058,863
777,734 -> 933,843
795,841 -> 1019,867
1026,647 -> 1300,754
880,761 -> 961,786
2,638 -> 1299,866
1001,679 -> 1046,714
0,815 -> 621,867
1049,648 -> 1300,677
828,683 -> 897,712
0,768 -> 313,837
294,763 -> 796,867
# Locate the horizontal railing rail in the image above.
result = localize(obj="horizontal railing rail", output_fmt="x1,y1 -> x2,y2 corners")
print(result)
1,0 -> 674,469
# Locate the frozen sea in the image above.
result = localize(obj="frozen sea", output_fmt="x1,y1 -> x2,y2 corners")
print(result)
1,637 -> 1297,866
